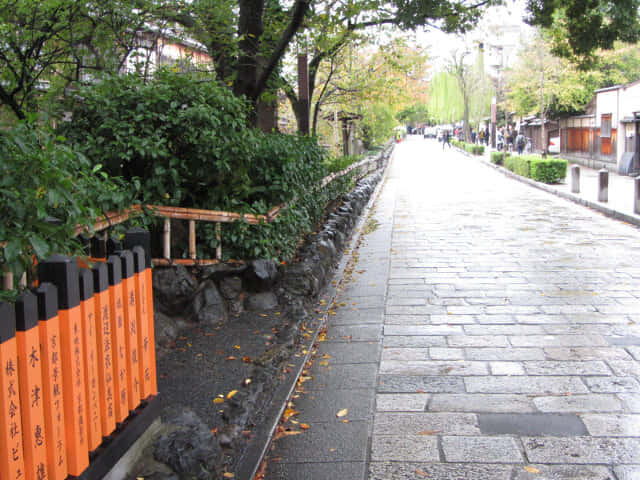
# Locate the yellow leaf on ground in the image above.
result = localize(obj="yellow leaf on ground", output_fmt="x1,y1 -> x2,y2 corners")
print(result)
223,473 -> 235,478
322,353 -> 331,359
227,390 -> 238,399
319,360 -> 329,366
417,430 -> 441,435
300,423 -> 310,430
524,466 -> 540,474
415,469 -> 429,477
213,398 -> 224,404
283,408 -> 299,421
336,408 -> 348,417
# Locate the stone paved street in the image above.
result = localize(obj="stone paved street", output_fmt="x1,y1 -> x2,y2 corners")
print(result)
265,136 -> 640,480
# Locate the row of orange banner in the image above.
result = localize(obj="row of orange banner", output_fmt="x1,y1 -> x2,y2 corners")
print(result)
0,241 -> 157,480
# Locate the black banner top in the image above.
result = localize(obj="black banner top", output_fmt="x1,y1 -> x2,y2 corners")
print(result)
38,254 -> 81,310
0,302 -> 16,342
79,268 -> 95,301
15,290 -> 38,331
34,283 -> 59,322
120,250 -> 135,279
107,255 -> 122,286
92,262 -> 109,293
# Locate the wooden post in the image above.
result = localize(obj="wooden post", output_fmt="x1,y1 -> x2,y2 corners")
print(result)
91,263 -> 116,436
216,223 -> 222,260
78,269 -> 102,452
35,284 -> 68,480
106,256 -> 129,423
119,251 -> 141,410
189,220 -> 196,260
38,256 -> 89,476
163,219 -> 171,260
15,291 -> 48,480
0,302 -> 25,480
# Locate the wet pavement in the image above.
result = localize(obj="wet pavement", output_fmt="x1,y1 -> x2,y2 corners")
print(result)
264,135 -> 640,480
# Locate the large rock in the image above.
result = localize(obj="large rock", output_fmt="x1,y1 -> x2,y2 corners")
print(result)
198,263 -> 247,282
153,409 -> 222,480
153,266 -> 198,316
192,280 -> 227,325
245,292 -> 278,311
243,260 -> 279,292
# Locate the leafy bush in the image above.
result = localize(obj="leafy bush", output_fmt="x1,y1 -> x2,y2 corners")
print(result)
0,122 -> 132,290
59,70 -> 354,261
530,158 -> 568,183
504,155 -> 567,184
490,151 -> 510,165
504,155 -> 531,177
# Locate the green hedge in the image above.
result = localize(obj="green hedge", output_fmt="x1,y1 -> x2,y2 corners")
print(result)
504,155 -> 568,184
490,151 -> 510,165
530,158 -> 568,183
451,139 -> 484,155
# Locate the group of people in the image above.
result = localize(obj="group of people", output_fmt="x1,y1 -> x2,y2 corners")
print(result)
438,124 -> 528,155
497,126 -> 527,154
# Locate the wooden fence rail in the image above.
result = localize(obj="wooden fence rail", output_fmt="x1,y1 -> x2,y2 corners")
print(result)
0,230 -> 157,480
81,149 -> 388,267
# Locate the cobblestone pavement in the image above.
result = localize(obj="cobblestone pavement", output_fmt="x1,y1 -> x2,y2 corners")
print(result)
265,135 -> 640,480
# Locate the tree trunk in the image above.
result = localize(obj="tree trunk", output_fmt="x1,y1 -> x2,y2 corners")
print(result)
235,0 -> 265,109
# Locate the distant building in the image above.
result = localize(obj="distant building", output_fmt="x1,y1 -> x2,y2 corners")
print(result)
558,80 -> 640,174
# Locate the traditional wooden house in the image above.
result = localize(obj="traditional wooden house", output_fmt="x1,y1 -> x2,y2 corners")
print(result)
558,80 -> 640,174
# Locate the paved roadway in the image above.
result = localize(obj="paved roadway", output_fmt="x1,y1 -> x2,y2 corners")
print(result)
265,135 -> 640,480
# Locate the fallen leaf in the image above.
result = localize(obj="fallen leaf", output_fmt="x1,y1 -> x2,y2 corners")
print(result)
225,356 -> 237,361
329,448 -> 336,452
322,353 -> 331,359
524,466 -> 540,474
336,408 -> 348,417
213,398 -> 224,404
417,430 -> 441,435
242,356 -> 252,363
234,345 -> 241,349
342,419 -> 349,423
244,378 -> 252,385
415,469 -> 429,477
300,423 -> 310,430
227,390 -> 238,399
211,427 -> 218,434
319,360 -> 329,366
283,408 -> 299,421
223,473 -> 235,478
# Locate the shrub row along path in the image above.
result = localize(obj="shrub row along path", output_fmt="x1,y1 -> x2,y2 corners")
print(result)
264,134 -> 640,480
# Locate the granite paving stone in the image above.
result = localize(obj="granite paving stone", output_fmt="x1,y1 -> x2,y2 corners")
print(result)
370,435 -> 439,461
369,462 -> 513,480
428,394 -> 536,413
614,466 -> 640,480
382,335 -> 447,347
523,361 -> 612,376
441,436 -> 524,463
490,362 -> 526,376
522,436 -> 640,464
581,414 -> 640,436
375,393 -> 430,411
377,375 -> 465,393
584,376 -> 640,393
373,412 -> 480,435
379,360 -> 489,375
511,465 -> 614,480
543,347 -> 632,361
266,462 -> 367,480
465,376 -> 589,394
618,393 -> 640,412
532,394 -> 624,413
465,347 -> 546,361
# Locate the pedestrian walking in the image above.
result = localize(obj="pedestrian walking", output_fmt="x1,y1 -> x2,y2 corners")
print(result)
442,129 -> 451,150
516,132 -> 526,155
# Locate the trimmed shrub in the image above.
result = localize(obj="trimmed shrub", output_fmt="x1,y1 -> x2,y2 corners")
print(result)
504,155 -> 531,177
530,158 -> 568,184
490,151 -> 511,165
